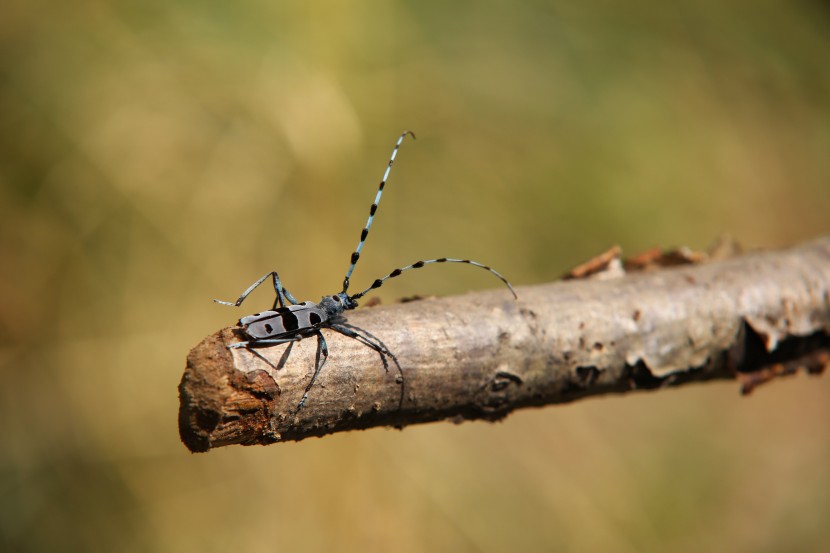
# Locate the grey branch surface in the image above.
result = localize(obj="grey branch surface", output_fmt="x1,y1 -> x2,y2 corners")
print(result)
179,237 -> 830,452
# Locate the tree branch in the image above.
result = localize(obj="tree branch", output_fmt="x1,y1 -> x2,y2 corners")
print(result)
179,237 -> 830,452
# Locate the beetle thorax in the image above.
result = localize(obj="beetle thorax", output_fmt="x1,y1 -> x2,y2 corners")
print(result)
318,292 -> 357,317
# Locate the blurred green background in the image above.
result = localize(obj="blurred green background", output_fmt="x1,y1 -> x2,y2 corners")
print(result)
2,1 -> 829,551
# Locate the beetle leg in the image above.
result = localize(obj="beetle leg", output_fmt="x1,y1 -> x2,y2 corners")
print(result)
296,331 -> 329,411
330,323 -> 404,410
214,271 -> 296,309
270,272 -> 301,308
242,340 -> 297,371
274,341 -> 296,370
227,335 -> 303,371
228,335 -> 302,349
329,323 -> 395,371
280,286 -> 301,306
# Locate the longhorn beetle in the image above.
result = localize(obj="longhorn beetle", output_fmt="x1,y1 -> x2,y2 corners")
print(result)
215,131 -> 517,411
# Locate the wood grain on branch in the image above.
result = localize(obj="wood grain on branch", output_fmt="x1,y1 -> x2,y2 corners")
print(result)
179,237 -> 830,452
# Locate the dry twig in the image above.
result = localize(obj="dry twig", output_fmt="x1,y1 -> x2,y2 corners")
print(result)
179,237 -> 830,452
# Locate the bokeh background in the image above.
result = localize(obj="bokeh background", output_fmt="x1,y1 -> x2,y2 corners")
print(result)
2,1 -> 830,551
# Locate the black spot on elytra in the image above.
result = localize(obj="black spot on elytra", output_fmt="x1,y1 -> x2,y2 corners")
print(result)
309,312 -> 322,325
264,323 -> 274,333
282,311 -> 299,332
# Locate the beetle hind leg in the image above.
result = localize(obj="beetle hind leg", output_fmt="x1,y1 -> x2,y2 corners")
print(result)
214,270 -> 299,310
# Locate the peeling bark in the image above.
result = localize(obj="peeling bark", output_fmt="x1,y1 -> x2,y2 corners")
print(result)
179,237 -> 830,452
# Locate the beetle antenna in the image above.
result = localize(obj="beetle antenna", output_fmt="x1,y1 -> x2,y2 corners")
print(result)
341,131 -> 415,294
350,258 -> 517,301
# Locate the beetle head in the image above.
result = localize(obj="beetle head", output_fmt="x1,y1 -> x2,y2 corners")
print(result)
318,292 -> 357,316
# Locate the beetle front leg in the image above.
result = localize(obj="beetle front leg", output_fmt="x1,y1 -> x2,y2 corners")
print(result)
331,323 -> 405,410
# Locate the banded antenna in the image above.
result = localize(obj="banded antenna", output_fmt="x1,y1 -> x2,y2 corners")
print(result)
350,258 -> 517,301
341,131 -> 415,294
